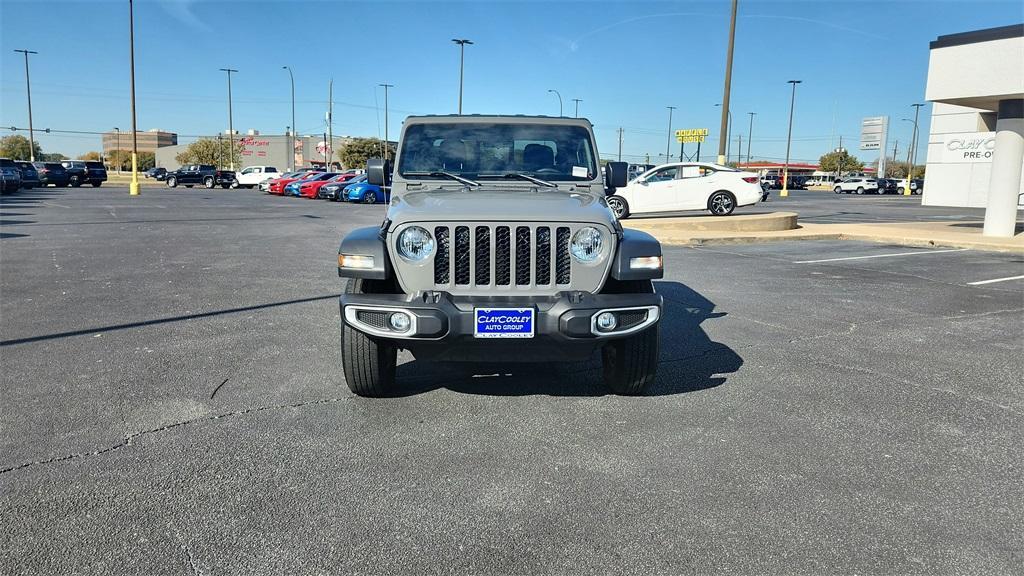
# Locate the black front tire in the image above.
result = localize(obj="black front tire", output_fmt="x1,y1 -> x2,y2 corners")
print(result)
204,177 -> 215,189
70,176 -> 82,187
167,176 -> 177,188
91,181 -> 101,187
341,278 -> 397,397
603,324 -> 660,395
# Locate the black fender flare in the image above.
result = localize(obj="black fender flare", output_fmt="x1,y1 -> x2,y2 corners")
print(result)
611,228 -> 663,281
337,225 -> 392,280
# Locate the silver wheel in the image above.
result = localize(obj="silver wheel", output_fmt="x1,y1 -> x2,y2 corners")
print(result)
856,187 -> 864,195
362,192 -> 377,204
166,176 -> 177,188
204,177 -> 215,189
834,186 -> 842,194
709,191 -> 735,216
606,195 -> 629,218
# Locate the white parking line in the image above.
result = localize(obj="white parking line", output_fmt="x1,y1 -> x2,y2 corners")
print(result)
968,275 -> 1024,286
794,248 -> 969,264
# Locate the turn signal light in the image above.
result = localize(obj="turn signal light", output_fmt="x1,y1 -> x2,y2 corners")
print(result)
338,254 -> 374,269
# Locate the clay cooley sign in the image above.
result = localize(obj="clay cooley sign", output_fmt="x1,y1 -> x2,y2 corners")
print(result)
942,132 -> 995,163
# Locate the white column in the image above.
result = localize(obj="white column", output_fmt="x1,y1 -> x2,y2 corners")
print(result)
983,99 -> 1024,237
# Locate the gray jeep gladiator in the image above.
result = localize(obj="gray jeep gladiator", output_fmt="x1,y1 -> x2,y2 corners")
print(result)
337,115 -> 664,396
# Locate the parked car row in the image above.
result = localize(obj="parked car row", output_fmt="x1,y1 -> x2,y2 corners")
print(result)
0,158 -> 107,193
834,177 -> 924,195
261,169 -> 384,203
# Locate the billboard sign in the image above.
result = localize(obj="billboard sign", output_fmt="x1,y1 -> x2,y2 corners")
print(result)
676,128 -> 709,143
860,116 -> 888,151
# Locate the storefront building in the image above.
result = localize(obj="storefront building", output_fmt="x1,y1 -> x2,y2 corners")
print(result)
923,23 -> 1024,237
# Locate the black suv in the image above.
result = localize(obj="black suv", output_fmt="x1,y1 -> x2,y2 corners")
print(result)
876,178 -> 898,194
33,162 -> 71,187
165,164 -> 236,189
60,160 -> 107,187
14,161 -> 41,189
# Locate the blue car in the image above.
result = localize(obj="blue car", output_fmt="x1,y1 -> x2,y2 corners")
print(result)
344,177 -> 389,204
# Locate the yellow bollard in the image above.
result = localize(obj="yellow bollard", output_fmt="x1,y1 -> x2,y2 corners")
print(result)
780,168 -> 789,197
129,152 -> 140,196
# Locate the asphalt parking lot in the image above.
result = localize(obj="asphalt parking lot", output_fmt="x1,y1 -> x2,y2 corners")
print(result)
1,186 -> 1022,575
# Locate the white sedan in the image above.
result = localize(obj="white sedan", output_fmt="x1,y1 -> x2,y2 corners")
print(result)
606,162 -> 764,218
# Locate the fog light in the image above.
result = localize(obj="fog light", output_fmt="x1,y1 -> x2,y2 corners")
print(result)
596,312 -> 617,332
389,312 -> 411,332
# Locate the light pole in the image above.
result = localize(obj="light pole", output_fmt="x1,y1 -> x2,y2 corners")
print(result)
781,79 -> 801,197
452,39 -> 472,114
903,103 -> 924,195
14,49 -> 37,162
547,89 -> 562,117
665,106 -> 676,164
746,112 -> 756,165
114,127 -> 121,173
220,68 -> 238,169
282,66 -> 295,171
128,0 -> 140,195
715,103 -> 732,163
717,0 -> 739,165
572,98 -> 582,118
379,83 -> 393,161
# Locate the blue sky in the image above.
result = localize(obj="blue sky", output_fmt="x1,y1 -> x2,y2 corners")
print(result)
1,0 -> 1021,164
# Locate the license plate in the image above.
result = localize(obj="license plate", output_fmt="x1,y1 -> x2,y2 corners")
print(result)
474,308 -> 534,338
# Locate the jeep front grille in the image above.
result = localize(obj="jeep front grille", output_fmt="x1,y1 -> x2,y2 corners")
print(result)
433,224 -> 571,290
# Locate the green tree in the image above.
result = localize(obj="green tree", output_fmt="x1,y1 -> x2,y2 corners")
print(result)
174,137 -> 243,168
39,152 -> 67,162
884,159 -> 925,179
819,149 -> 864,174
79,151 -> 103,161
337,138 -> 395,170
107,150 -> 156,171
0,134 -> 43,161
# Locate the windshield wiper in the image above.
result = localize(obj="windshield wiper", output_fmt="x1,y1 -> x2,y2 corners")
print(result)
479,173 -> 558,188
403,171 -> 480,187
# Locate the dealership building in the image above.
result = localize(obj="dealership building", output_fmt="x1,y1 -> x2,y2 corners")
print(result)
101,128 -> 177,155
923,23 -> 1024,237
154,132 -> 372,171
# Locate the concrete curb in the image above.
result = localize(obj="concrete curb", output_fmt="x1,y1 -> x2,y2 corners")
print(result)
629,211 -> 798,233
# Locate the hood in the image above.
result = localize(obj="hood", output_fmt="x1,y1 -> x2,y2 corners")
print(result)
387,187 -> 614,226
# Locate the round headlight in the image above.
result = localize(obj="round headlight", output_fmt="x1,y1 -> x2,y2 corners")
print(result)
397,226 -> 434,262
570,227 -> 604,263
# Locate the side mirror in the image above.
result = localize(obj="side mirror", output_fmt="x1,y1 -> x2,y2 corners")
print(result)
366,158 -> 391,186
604,161 -> 628,192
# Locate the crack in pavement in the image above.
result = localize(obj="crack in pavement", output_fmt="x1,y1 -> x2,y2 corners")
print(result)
170,524 -> 204,576
0,396 -> 349,476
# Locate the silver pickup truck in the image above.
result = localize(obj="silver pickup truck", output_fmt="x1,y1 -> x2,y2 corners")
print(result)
337,115 -> 664,396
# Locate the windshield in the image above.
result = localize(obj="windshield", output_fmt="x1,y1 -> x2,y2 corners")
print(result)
397,122 -> 597,182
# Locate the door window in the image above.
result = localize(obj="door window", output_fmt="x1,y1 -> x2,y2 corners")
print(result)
644,166 -> 679,183
679,166 -> 715,179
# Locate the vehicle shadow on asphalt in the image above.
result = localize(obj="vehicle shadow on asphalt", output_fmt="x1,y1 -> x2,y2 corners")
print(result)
389,281 -> 743,397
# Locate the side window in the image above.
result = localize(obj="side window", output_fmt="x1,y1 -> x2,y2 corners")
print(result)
240,167 -> 252,175
646,166 -> 679,183
680,166 -> 714,179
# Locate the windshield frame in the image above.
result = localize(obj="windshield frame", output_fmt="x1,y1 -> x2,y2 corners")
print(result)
396,121 -> 598,184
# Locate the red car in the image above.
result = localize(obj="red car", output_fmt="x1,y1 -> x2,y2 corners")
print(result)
268,170 -> 320,195
301,172 -> 360,198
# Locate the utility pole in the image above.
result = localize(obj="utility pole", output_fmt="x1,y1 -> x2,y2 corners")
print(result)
665,106 -> 676,164
746,112 -> 756,165
892,139 -> 899,172
379,83 -> 393,161
114,127 -> 121,173
128,0 -> 140,195
717,0 -> 739,165
327,78 -> 334,170
617,127 -> 623,161
572,98 -> 582,118
220,68 -> 238,169
452,39 -> 472,114
282,66 -> 295,171
737,134 -> 742,166
905,103 -> 924,195
547,89 -> 562,117
14,49 -> 37,161
781,79 -> 801,197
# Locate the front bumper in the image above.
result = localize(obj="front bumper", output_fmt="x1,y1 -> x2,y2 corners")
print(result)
340,290 -> 662,362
